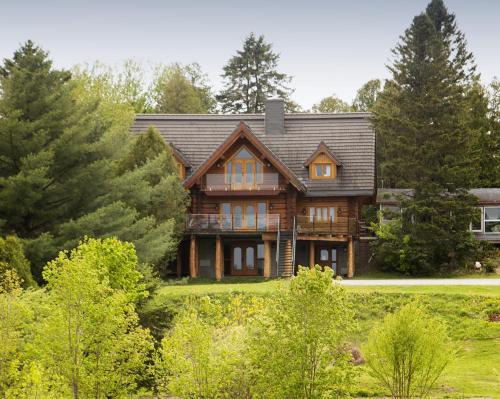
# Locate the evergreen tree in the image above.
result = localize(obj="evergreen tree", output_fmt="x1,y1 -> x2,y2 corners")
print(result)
217,33 -> 295,113
372,0 -> 482,273
152,63 -> 215,113
351,79 -> 382,111
0,41 -> 186,280
311,94 -> 351,113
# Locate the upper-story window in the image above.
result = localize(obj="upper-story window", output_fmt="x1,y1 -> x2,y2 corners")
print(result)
312,162 -> 334,179
308,154 -> 337,180
225,147 -> 264,188
304,142 -> 341,181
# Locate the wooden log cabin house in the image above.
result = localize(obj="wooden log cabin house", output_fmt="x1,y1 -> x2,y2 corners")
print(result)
132,98 -> 376,279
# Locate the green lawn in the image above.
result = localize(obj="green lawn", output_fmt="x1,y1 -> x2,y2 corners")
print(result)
145,278 -> 500,398
155,277 -> 500,298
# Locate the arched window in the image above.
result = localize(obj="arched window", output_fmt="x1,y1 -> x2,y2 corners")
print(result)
246,247 -> 255,270
233,247 -> 242,270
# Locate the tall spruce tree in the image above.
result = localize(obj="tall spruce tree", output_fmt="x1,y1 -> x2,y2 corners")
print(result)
372,0 -> 482,273
217,33 -> 296,113
0,41 -> 186,280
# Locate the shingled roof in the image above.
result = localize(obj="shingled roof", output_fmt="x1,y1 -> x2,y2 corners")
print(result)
132,112 -> 375,196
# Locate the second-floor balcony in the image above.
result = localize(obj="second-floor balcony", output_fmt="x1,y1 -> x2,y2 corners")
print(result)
296,216 -> 358,236
201,173 -> 287,192
186,213 -> 281,232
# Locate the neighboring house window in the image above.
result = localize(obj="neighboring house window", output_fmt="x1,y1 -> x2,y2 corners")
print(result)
308,207 -> 335,223
484,206 -> 500,233
225,146 -> 264,188
380,204 -> 401,223
470,207 -> 483,232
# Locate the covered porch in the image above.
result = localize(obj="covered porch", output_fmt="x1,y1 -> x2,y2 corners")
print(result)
177,233 -> 355,280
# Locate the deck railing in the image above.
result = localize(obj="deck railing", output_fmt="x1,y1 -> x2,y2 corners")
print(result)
296,216 -> 358,235
201,173 -> 286,192
186,213 -> 280,232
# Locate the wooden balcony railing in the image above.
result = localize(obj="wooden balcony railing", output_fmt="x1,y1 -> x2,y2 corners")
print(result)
186,214 -> 280,232
201,173 -> 286,192
296,216 -> 358,236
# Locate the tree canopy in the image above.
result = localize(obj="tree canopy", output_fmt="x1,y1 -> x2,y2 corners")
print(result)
0,41 -> 186,281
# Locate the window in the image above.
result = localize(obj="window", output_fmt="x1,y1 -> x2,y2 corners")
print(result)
312,162 -> 335,179
308,207 -> 335,223
246,247 -> 255,270
233,247 -> 242,270
246,205 -> 255,228
320,249 -> 328,261
331,249 -> 337,273
222,203 -> 231,229
485,206 -> 500,233
220,201 -> 268,230
225,146 -> 264,188
380,205 -> 401,223
233,205 -> 243,229
257,202 -> 267,229
470,207 -> 483,232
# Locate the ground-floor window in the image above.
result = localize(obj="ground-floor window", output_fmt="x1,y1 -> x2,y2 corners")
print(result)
485,206 -> 500,233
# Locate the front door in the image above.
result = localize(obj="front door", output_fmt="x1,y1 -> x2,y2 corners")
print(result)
231,244 -> 258,276
316,245 -> 338,275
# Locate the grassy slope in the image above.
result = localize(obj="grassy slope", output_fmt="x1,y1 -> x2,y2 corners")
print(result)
148,279 -> 500,398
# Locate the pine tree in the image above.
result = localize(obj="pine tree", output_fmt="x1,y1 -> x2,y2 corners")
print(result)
217,33 -> 295,113
0,41 -> 186,280
372,0 -> 482,273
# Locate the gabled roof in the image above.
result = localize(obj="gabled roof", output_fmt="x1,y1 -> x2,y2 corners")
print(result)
169,143 -> 191,167
132,112 -> 375,196
303,141 -> 343,167
184,121 -> 306,192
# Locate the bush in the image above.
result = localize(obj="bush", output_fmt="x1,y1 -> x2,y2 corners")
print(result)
363,302 -> 454,399
0,236 -> 36,288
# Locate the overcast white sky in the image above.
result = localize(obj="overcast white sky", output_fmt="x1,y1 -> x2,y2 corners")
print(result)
1,0 -> 499,109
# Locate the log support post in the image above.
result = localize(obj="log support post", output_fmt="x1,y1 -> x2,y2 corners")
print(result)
309,241 -> 315,269
348,237 -> 355,278
189,235 -> 197,278
215,235 -> 223,281
264,240 -> 272,278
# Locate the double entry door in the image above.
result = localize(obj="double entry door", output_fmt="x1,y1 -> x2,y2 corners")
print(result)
230,243 -> 264,276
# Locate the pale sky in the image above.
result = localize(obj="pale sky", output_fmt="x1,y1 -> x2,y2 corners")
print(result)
1,0 -> 499,110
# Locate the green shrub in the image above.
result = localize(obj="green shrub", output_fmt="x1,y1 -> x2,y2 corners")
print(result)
0,236 -> 36,288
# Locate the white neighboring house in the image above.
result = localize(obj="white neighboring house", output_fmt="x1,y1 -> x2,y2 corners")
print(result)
376,188 -> 500,246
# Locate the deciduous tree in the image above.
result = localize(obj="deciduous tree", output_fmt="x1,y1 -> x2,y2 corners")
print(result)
249,266 -> 355,398
364,303 -> 453,399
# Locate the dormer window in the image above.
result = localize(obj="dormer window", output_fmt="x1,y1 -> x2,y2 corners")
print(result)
304,141 -> 342,181
313,162 -> 334,179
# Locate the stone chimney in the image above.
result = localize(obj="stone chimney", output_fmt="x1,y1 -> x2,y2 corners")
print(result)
265,97 -> 285,135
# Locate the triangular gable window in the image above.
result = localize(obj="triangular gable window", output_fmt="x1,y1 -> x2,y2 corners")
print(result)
225,146 -> 264,187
